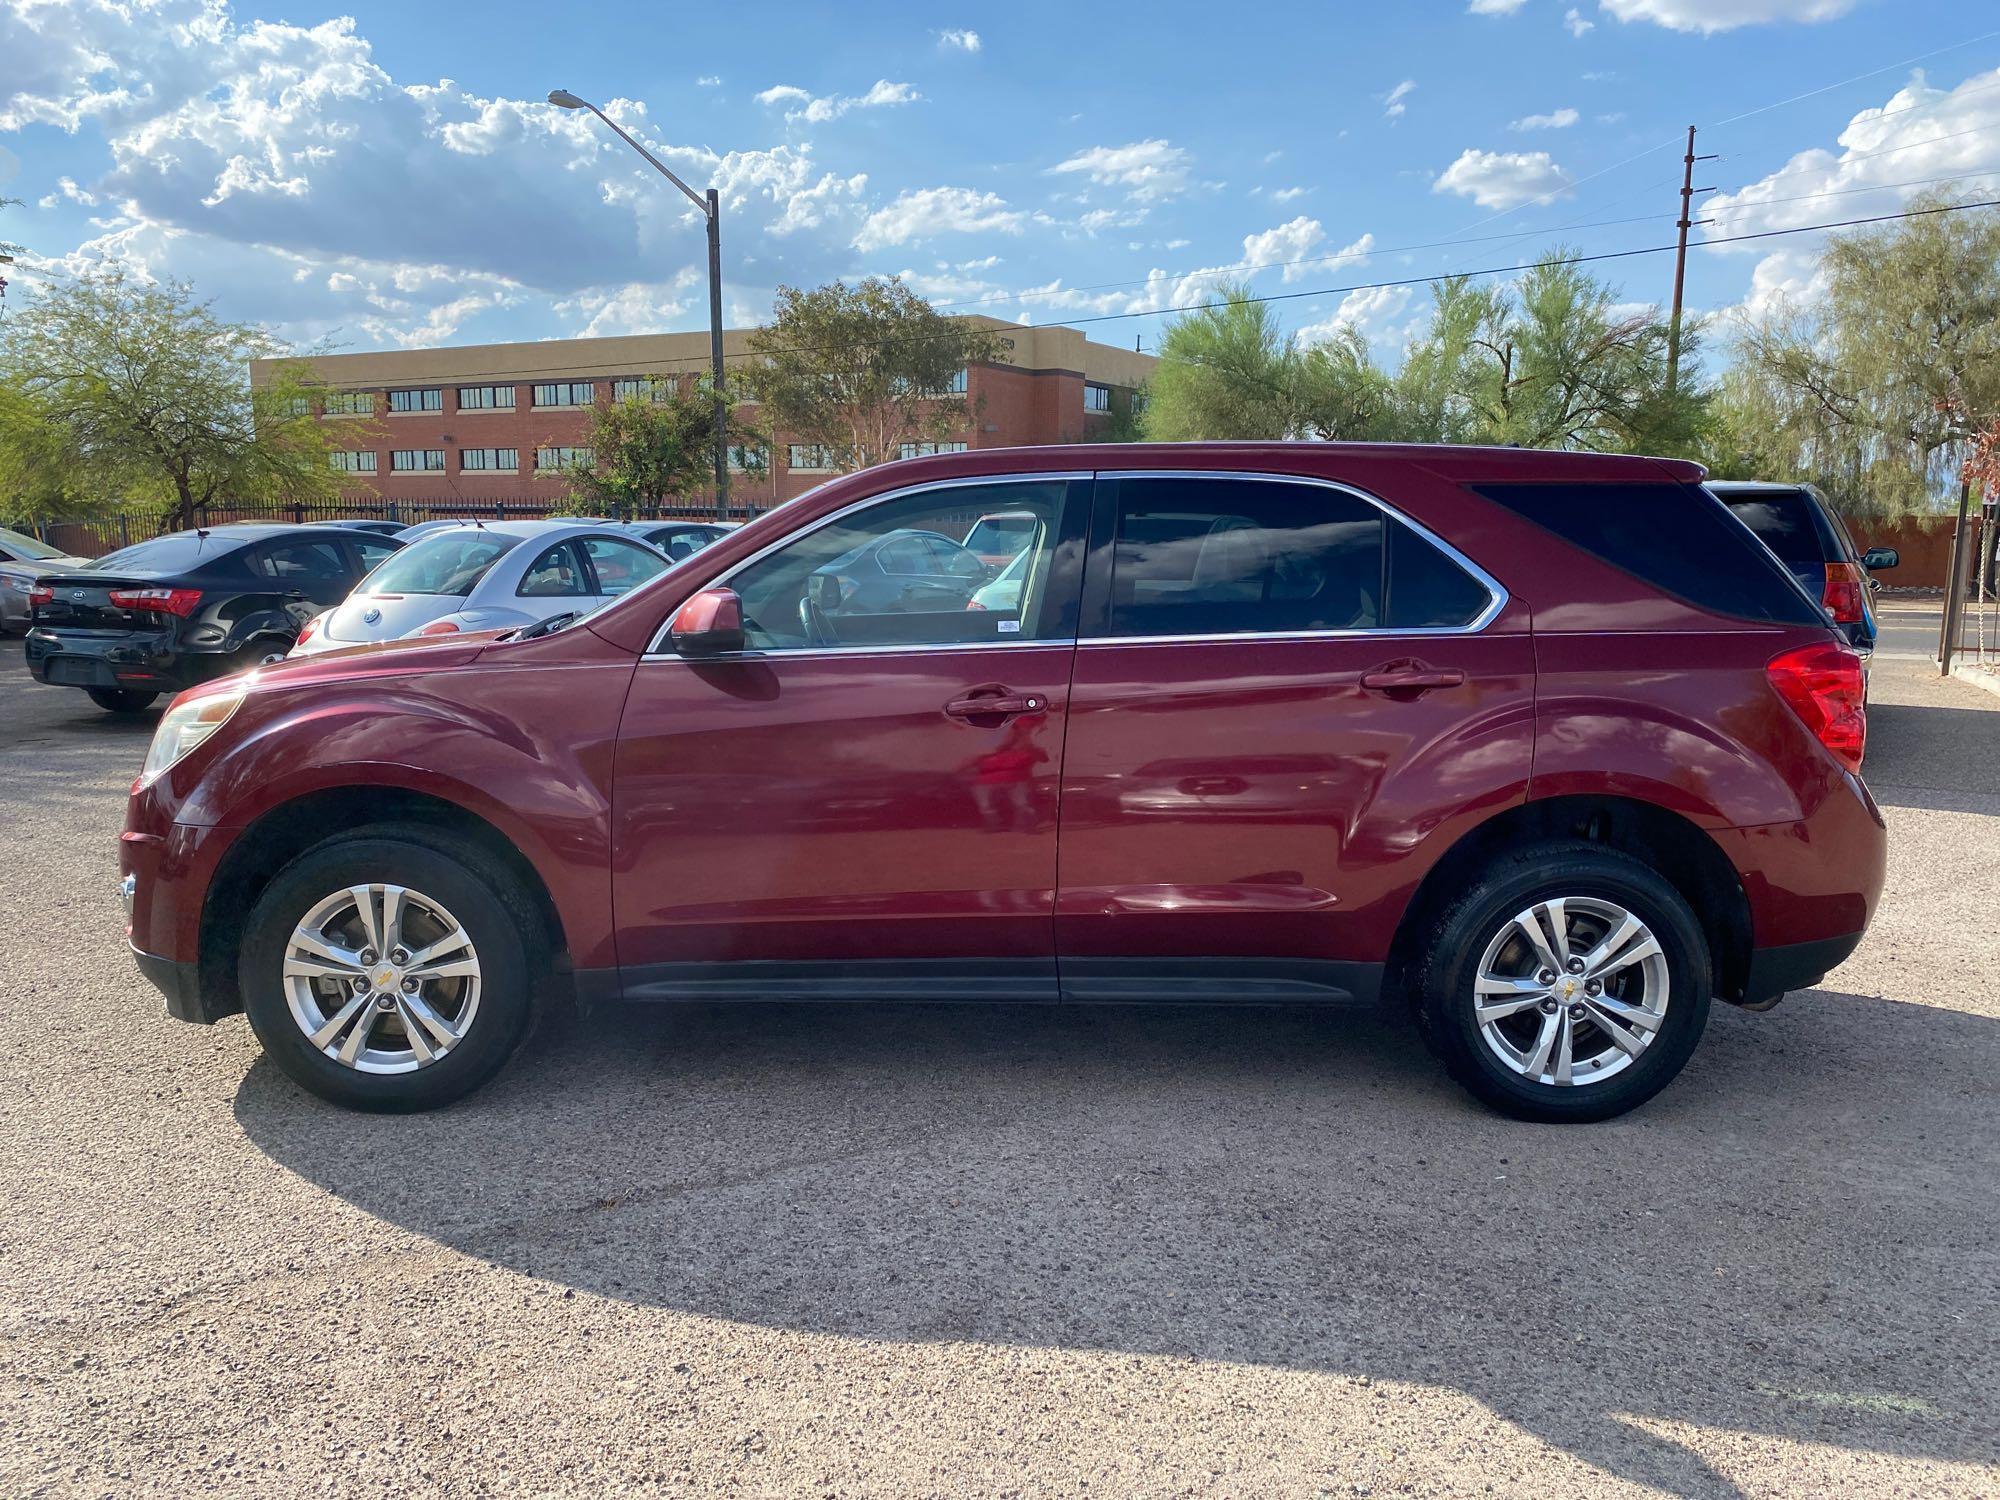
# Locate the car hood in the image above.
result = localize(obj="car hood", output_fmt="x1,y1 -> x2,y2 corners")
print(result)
190,631 -> 507,701
316,592 -> 462,644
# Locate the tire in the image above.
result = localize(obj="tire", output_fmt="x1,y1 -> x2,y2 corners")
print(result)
1409,840 -> 1711,1124
87,687 -> 159,713
238,825 -> 539,1111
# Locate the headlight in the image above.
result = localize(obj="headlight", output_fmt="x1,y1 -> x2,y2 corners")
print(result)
140,691 -> 244,786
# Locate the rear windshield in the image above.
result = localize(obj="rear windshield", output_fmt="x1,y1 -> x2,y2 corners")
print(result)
364,532 -> 524,596
1718,490 -> 1825,567
1472,481 -> 1823,627
0,527 -> 67,561
90,532 -> 249,576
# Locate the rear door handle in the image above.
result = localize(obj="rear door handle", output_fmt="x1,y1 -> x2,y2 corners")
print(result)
1360,667 -> 1465,693
945,687 -> 1047,720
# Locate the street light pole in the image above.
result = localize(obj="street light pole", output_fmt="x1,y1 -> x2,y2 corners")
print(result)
548,88 -> 730,517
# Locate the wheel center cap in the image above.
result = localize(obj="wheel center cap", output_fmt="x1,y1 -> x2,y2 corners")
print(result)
1557,976 -> 1581,1000
373,965 -> 397,988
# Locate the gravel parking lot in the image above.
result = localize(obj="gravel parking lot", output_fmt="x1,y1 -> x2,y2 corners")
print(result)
2,598 -> 1996,1499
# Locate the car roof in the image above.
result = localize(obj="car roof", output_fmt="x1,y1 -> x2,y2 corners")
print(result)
401,519 -> 655,544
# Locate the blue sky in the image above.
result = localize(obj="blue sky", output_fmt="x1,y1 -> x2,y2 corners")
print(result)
2,0 -> 1997,364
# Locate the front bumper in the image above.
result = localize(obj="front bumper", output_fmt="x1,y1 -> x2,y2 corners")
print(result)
133,946 -> 226,1024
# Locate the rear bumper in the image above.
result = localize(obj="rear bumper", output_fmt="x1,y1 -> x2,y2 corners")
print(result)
133,946 -> 226,1024
1738,930 -> 1865,1009
25,628 -> 210,693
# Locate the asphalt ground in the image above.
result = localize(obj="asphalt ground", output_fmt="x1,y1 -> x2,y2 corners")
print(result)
1,602 -> 1995,1498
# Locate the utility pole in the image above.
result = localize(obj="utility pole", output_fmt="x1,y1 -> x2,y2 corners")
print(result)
1667,125 -> 1718,395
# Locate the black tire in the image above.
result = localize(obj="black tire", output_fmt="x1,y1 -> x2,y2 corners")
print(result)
87,687 -> 159,713
1410,840 -> 1711,1124
239,825 -> 539,1111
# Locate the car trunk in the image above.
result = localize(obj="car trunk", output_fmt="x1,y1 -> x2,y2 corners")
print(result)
33,571 -> 180,634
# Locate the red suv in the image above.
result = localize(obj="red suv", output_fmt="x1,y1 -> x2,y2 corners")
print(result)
120,445 -> 1884,1121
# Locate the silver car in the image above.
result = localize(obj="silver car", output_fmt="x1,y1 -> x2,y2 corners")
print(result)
0,526 -> 91,634
290,520 -> 673,656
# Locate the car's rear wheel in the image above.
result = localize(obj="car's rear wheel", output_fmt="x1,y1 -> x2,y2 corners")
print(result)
1410,841 -> 1710,1123
239,827 -> 537,1111
87,687 -> 159,713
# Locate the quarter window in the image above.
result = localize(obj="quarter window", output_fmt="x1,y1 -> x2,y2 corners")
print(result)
390,449 -> 447,472
582,536 -> 670,596
725,480 -> 1076,652
457,385 -> 516,410
517,542 -> 591,598
532,381 -> 597,407
387,388 -> 443,413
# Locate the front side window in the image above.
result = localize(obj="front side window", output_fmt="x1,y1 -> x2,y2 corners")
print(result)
532,381 -> 597,408
387,388 -> 443,413
582,536 -> 671,596
459,447 -> 519,472
1096,476 -> 1490,639
390,449 -> 447,472
518,542 -> 591,597
726,480 -> 1076,652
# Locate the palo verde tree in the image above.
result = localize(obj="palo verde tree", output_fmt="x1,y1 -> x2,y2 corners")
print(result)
743,277 -> 1004,471
0,269 -> 340,530
559,374 -> 764,516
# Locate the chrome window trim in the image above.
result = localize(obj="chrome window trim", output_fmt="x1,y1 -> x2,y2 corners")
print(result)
642,638 -> 1079,665
641,471 -> 1092,659
1090,468 -> 1508,638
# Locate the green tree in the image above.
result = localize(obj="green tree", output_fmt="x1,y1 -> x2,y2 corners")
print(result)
558,375 -> 763,517
743,277 -> 1004,470
1721,193 -> 2000,516
0,270 -> 339,529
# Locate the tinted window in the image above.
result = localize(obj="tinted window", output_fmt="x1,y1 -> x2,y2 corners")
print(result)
582,536 -> 669,597
91,532 -> 251,576
1386,524 -> 1493,628
365,533 -> 522,596
729,481 -> 1073,651
518,542 -> 590,597
0,527 -> 66,562
259,541 -> 351,584
1474,482 -> 1822,626
1104,478 -> 1383,638
1720,490 -> 1824,566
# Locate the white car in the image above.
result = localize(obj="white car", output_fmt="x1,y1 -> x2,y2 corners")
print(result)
290,520 -> 672,656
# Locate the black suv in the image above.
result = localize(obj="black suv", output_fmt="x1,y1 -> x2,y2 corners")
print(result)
1709,481 -> 1898,657
25,524 -> 401,713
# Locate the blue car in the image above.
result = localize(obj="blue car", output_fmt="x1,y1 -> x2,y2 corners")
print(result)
1709,481 -> 1898,659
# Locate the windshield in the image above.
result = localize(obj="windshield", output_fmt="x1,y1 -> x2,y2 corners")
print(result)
363,531 -> 524,596
0,527 -> 68,561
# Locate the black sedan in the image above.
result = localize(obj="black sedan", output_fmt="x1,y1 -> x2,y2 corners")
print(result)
625,520 -> 733,561
25,524 -> 402,713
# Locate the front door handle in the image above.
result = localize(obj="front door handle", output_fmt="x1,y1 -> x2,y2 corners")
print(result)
945,686 -> 1047,720
1359,666 -> 1465,693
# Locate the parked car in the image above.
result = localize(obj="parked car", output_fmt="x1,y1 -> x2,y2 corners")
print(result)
26,524 -> 402,713
1708,481 -> 1898,657
967,545 -> 1032,614
289,520 -> 672,656
0,526 -> 91,635
624,520 -> 733,562
803,527 -> 992,629
962,509 -> 1042,568
121,445 -> 1883,1123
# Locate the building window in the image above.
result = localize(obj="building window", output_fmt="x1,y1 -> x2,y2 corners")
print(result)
727,444 -> 768,472
324,391 -> 374,416
787,444 -> 836,473
1131,391 -> 1150,416
532,381 -> 597,408
276,396 -> 311,417
460,447 -> 519,473
898,441 -> 969,459
389,449 -> 447,472
892,368 -> 969,397
1084,383 -> 1112,413
457,385 -> 516,410
612,376 -> 676,403
535,446 -> 594,470
946,367 -> 968,395
329,450 -> 378,474
388,388 -> 443,414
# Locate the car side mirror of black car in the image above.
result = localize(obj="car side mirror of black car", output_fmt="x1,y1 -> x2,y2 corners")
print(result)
1863,547 -> 1899,571
669,587 -> 745,657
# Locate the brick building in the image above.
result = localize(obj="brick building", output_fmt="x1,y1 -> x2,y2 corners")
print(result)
252,319 -> 1156,513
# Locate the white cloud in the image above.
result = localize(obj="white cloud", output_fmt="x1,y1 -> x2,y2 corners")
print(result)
1047,139 -> 1192,202
696,75 -> 721,88
1598,0 -> 1855,34
551,272 -> 700,338
1298,283 -> 1418,352
1383,80 -> 1417,120
36,175 -> 99,209
754,78 -> 920,124
1468,0 -> 1529,12
936,28 -> 981,53
1511,107 -> 1580,131
1564,8 -> 1595,35
853,186 -> 1023,251
1267,185 -> 1311,203
1702,67 -> 2000,248
1433,148 -> 1575,209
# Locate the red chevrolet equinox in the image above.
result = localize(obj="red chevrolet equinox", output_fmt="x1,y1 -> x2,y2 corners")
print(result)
120,445 -> 1885,1121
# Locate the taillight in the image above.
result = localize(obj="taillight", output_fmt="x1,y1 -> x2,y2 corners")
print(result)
28,584 -> 53,609
414,619 -> 460,636
1821,562 -> 1866,625
295,615 -> 320,645
1767,641 -> 1866,774
108,587 -> 203,618
965,597 -> 987,611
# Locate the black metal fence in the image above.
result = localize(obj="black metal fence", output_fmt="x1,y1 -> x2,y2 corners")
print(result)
23,496 -> 764,559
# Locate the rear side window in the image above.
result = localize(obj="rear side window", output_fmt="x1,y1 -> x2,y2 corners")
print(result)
257,541 -> 350,584
1472,482 -> 1823,627
1719,490 -> 1825,567
1099,476 -> 1493,639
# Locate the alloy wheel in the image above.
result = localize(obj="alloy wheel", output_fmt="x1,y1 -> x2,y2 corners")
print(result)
1471,895 -> 1669,1089
282,883 -> 482,1075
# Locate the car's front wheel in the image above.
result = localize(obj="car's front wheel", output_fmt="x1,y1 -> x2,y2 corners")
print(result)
239,826 -> 537,1111
1411,841 -> 1711,1123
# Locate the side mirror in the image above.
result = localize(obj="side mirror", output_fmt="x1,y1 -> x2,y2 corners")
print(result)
1862,547 -> 1899,571
668,587 -> 745,657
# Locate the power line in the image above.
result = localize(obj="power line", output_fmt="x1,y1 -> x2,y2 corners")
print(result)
1708,26 -> 2000,128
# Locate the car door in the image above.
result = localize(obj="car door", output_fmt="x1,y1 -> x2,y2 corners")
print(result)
610,474 -> 1089,996
255,538 -> 361,633
1054,471 -> 1535,1001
